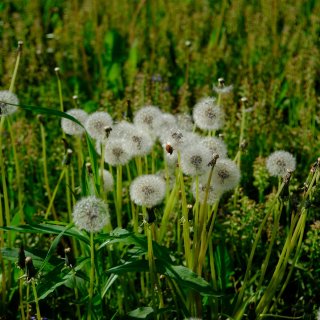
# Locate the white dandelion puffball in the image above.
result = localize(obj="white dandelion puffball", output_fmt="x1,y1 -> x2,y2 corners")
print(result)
176,113 -> 194,132
61,109 -> 88,136
130,174 -> 166,207
201,136 -> 228,159
266,150 -> 296,177
212,158 -> 241,192
160,127 -> 186,150
213,84 -> 233,95
180,144 -> 212,176
104,138 -> 132,166
192,177 -> 221,205
85,111 -> 113,140
133,105 -> 162,136
72,196 -> 110,232
110,121 -> 153,157
193,97 -> 224,131
0,90 -> 19,116
102,170 -> 114,192
109,120 -> 133,139
155,113 -> 177,137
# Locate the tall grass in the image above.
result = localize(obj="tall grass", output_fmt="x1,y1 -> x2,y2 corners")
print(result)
0,0 -> 320,319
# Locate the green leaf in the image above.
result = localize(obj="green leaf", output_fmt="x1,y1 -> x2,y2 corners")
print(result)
0,223 -> 90,245
101,274 -> 118,298
38,222 -> 73,273
107,260 -> 148,274
127,307 -> 154,319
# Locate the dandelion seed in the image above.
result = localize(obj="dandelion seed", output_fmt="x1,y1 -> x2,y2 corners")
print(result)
130,175 -> 166,207
133,105 -> 162,136
193,97 -> 224,131
72,196 -> 110,232
266,150 -> 296,178
110,121 -> 154,156
212,158 -> 241,192
156,112 -> 177,137
176,113 -> 194,132
192,177 -> 221,205
104,138 -> 132,166
0,90 -> 19,116
61,109 -> 88,136
102,169 -> 114,192
213,77 -> 233,95
160,128 -> 185,150
85,111 -> 113,140
201,136 -> 228,159
180,145 -> 212,176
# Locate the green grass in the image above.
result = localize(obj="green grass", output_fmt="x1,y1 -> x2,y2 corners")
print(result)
0,0 -> 320,319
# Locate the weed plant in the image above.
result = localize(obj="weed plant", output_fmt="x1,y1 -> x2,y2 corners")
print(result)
0,1 -> 320,319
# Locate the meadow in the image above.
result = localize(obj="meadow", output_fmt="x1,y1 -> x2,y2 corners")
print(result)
0,0 -> 320,319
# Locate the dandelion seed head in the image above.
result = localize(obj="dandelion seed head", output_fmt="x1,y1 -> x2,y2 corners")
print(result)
192,178 -> 221,205
193,97 -> 224,131
266,150 -> 296,177
110,121 -> 153,157
212,158 -> 240,192
133,105 -> 162,136
0,90 -> 19,116
72,196 -> 110,232
130,175 -> 166,207
85,111 -> 113,140
156,112 -> 177,137
213,84 -> 233,95
180,145 -> 212,176
104,138 -> 131,166
160,127 -> 187,150
61,109 -> 88,136
201,136 -> 228,159
176,113 -> 194,132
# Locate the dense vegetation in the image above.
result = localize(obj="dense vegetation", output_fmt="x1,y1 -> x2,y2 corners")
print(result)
0,0 -> 320,319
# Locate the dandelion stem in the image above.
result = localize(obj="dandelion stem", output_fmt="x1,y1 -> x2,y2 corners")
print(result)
88,231 -> 95,320
116,165 -> 123,228
40,120 -> 57,220
31,280 -> 41,320
44,168 -> 66,220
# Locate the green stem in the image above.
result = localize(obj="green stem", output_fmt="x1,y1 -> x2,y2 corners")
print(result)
40,121 -> 57,220
116,165 -> 123,228
233,182 -> 285,314
31,280 -> 41,320
256,201 -> 282,296
19,273 -> 26,320
9,41 -> 23,92
44,168 -> 66,219
88,231 -> 95,320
